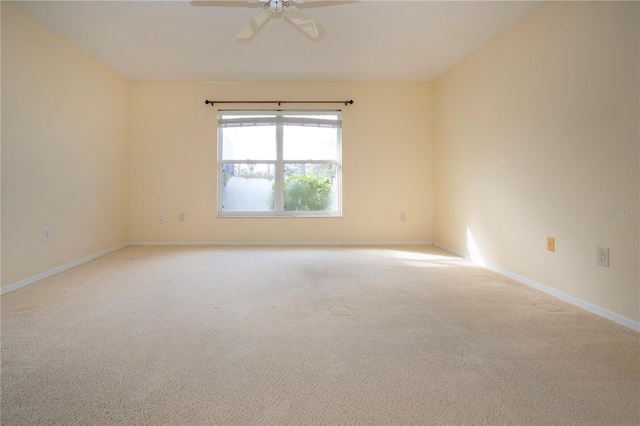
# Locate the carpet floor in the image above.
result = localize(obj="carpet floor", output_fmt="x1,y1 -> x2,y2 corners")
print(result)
1,245 -> 638,425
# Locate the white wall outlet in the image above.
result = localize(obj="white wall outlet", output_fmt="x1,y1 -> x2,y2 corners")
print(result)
597,246 -> 609,267
159,215 -> 165,224
179,212 -> 186,222
43,227 -> 51,242
399,212 -> 406,222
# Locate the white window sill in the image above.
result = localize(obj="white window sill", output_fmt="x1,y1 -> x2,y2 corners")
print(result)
218,213 -> 342,218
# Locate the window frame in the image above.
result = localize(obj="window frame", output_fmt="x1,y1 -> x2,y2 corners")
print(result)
217,110 -> 342,218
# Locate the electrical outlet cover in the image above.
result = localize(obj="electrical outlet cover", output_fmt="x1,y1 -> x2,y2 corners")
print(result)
597,246 -> 609,267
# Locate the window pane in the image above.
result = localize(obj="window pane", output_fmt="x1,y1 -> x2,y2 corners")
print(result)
283,126 -> 338,160
221,126 -> 276,160
222,164 -> 275,212
284,164 -> 338,212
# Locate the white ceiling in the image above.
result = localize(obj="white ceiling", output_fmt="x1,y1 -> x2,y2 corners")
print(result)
12,0 -> 542,82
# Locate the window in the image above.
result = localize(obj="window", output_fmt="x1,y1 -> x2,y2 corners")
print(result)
218,111 -> 342,217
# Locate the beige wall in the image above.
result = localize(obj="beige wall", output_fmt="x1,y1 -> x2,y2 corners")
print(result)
1,4 -> 130,286
129,82 -> 433,242
433,1 -> 639,322
3,0 -> 636,327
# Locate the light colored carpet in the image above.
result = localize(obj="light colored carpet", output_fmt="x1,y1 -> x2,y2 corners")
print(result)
1,245 -> 638,425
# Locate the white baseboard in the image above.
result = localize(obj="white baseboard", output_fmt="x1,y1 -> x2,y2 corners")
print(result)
1,242 -> 129,295
433,241 -> 468,259
129,240 -> 433,246
433,241 -> 640,332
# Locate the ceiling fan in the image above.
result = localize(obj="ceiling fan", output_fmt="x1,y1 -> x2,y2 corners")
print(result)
191,0 -> 356,42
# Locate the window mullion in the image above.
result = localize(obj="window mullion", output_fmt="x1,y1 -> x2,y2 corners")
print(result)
275,119 -> 284,213
218,126 -> 223,215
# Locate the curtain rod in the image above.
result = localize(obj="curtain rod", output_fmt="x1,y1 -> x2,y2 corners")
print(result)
205,100 -> 354,106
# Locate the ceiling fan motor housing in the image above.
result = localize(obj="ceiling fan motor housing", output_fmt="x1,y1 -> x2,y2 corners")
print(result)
235,0 -> 326,41
266,0 -> 289,13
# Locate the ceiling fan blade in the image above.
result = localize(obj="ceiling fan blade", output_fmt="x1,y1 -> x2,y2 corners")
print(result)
284,8 -> 325,40
294,0 -> 359,10
191,0 -> 358,9
190,1 -> 261,8
237,9 -> 272,42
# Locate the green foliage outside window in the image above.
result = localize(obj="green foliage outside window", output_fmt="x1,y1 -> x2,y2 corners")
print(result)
284,174 -> 332,211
